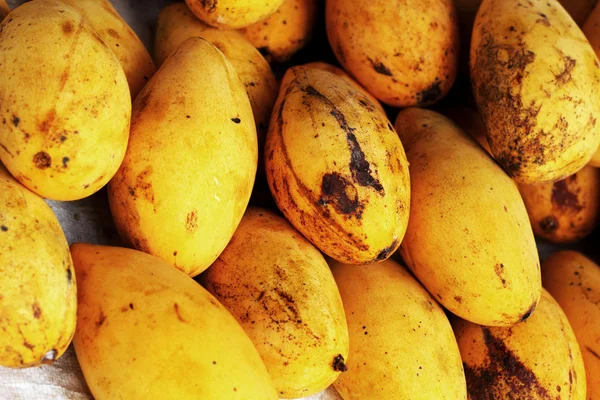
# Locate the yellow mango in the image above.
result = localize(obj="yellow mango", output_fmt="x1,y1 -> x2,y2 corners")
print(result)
330,258 -> 467,400
583,2 -> 600,168
454,289 -> 586,399
326,0 -> 459,107
265,66 -> 410,264
241,0 -> 318,63
471,0 -> 600,184
0,164 -> 76,368
542,251 -> 600,400
0,0 -> 131,201
0,0 -> 9,20
71,243 -> 277,400
155,3 -> 277,153
108,37 -> 257,277
395,108 -> 541,326
185,0 -> 285,29
203,208 -> 348,399
58,0 -> 156,98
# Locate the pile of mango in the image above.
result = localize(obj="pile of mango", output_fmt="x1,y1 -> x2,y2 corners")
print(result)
0,0 -> 599,399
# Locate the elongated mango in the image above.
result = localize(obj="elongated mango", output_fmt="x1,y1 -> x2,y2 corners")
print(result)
0,0 -> 131,201
265,66 -> 410,264
471,0 -> 600,184
330,259 -> 467,400
155,3 -> 277,153
59,0 -> 156,98
454,289 -> 586,399
108,38 -> 257,277
395,108 -> 540,326
542,251 -> 600,400
0,164 -> 76,368
203,208 -> 349,399
71,243 -> 277,400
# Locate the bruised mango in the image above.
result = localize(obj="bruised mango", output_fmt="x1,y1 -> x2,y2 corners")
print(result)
542,251 -> 600,400
184,0 -> 285,29
109,38 -> 256,277
454,289 -> 586,400
203,208 -> 348,398
395,108 -> 541,326
471,0 -> 600,184
265,66 -> 410,265
59,0 -> 156,98
0,0 -> 131,201
71,243 -> 278,400
242,0 -> 318,63
330,258 -> 467,400
155,3 -> 277,153
0,164 -> 76,368
326,0 -> 459,107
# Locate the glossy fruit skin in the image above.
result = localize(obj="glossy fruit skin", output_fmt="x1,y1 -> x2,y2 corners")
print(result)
185,0 -> 285,29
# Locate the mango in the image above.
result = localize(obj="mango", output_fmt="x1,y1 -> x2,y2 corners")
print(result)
395,108 -> 541,326
109,37 -> 257,277
265,66 -> 410,264
0,164 -> 76,368
330,258 -> 467,400
184,0 -> 285,29
454,289 -> 586,399
543,251 -> 600,400
71,243 -> 277,400
203,208 -> 348,399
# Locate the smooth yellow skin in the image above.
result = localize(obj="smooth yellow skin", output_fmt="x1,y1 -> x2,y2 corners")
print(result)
0,164 -> 76,368
0,0 -> 131,201
203,208 -> 349,399
542,251 -> 600,400
265,66 -> 410,265
241,0 -> 318,63
326,0 -> 459,107
561,0 -> 598,25
71,244 -> 277,400
109,38 -> 257,277
454,290 -> 587,399
155,3 -> 277,150
185,0 -> 285,29
583,2 -> 600,168
0,0 -> 9,20
303,62 -> 386,115
395,108 -> 541,326
446,106 -> 600,244
330,259 -> 467,400
519,166 -> 600,243
471,0 -> 600,184
59,0 -> 156,99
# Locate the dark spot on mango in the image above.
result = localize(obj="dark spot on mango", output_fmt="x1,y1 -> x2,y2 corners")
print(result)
332,354 -> 348,372
32,304 -> 42,319
0,225 -> 7,232
318,172 -> 362,217
587,347 -> 600,360
520,302 -> 536,322
201,0 -> 218,12
39,109 -> 56,134
62,157 -> 70,168
106,28 -> 120,39
551,179 -> 582,211
96,311 -> 106,327
33,152 -> 51,169
174,303 -> 187,323
231,117 -> 241,124
454,296 -> 463,303
375,240 -> 398,261
185,211 -> 198,233
62,21 -> 73,34
539,215 -> 558,233
417,81 -> 443,105
12,116 -> 19,127
66,268 -> 72,283
368,58 -> 393,76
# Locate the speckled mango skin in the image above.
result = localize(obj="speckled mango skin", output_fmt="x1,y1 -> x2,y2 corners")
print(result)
108,38 -> 257,278
0,0 -> 131,201
59,0 -> 156,99
330,259 -> 467,400
471,0 -> 600,184
203,208 -> 348,399
583,2 -> 600,168
326,0 -> 459,107
0,164 -> 76,368
185,0 -> 285,29
0,0 -> 8,20
395,108 -> 541,326
155,3 -> 277,155
265,66 -> 410,265
519,166 -> 600,243
454,289 -> 586,400
241,0 -> 318,63
71,244 -> 278,400
543,252 -> 600,400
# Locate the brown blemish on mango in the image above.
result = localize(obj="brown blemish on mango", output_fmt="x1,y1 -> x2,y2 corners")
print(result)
318,173 -> 362,218
62,21 -> 74,34
106,28 -> 119,39
33,152 -> 51,169
368,58 -> 393,76
32,304 -> 42,319
554,54 -> 576,85
201,0 -> 218,13
587,347 -> 600,360
416,81 -> 443,105
539,215 -> 558,233
185,211 -> 198,233
520,302 -> 536,322
96,311 -> 106,327
332,354 -> 348,372
463,328 -> 549,399
551,179 -> 582,211
173,302 -> 187,323
375,239 -> 399,261
494,263 -> 507,287
39,109 -> 56,134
